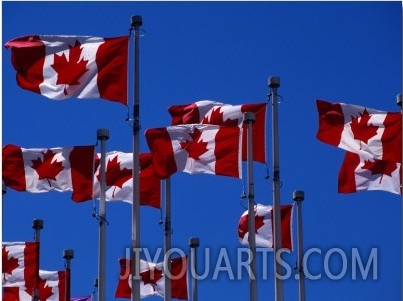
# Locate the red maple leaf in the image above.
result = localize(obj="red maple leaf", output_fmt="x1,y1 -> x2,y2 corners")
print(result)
179,128 -> 209,160
140,267 -> 163,287
2,247 -> 20,282
362,159 -> 398,184
238,213 -> 265,239
51,40 -> 89,95
350,109 -> 379,147
25,276 -> 54,300
97,155 -> 132,197
31,149 -> 64,187
202,107 -> 239,127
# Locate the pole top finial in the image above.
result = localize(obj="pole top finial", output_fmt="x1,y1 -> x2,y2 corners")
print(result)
396,93 -> 402,107
243,112 -> 256,123
293,190 -> 305,202
32,219 -> 44,230
63,249 -> 74,260
268,76 -> 280,88
97,129 -> 109,140
131,15 -> 143,27
189,237 -> 200,248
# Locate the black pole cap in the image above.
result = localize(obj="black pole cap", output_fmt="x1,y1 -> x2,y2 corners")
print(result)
131,15 -> 143,27
63,249 -> 74,260
396,93 -> 402,107
32,219 -> 44,230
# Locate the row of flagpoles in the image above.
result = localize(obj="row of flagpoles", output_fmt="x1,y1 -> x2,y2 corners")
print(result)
2,218 -> 92,301
3,13 -> 402,301
128,15 -> 290,301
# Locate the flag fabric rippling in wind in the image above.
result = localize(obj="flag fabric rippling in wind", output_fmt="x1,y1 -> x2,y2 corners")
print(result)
338,151 -> 401,195
316,99 -> 401,162
316,99 -> 402,195
5,35 -> 129,105
3,270 -> 66,301
93,151 -> 161,208
2,144 -> 95,202
2,242 -> 39,289
145,124 -> 242,179
169,100 -> 267,163
237,204 -> 293,250
115,256 -> 188,300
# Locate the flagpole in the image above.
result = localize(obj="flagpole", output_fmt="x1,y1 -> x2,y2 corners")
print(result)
97,129 -> 109,301
32,219 -> 43,301
2,180 -> 6,195
93,278 -> 98,301
131,15 -> 142,301
164,177 -> 172,301
243,112 -> 258,301
293,190 -> 306,301
268,76 -> 284,301
63,249 -> 74,301
189,237 -> 199,301
396,92 -> 402,300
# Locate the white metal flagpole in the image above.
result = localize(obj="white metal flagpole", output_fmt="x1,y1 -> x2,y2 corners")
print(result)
243,112 -> 258,301
63,249 -> 74,301
32,219 -> 43,301
131,15 -> 142,301
293,190 -> 306,301
268,76 -> 284,301
97,128 -> 109,301
164,177 -> 172,301
189,237 -> 200,301
396,93 -> 402,301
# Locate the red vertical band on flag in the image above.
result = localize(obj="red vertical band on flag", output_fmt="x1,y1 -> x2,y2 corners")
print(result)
241,103 -> 267,163
115,258 -> 131,298
24,242 -> 39,289
170,256 -> 188,300
169,103 -> 200,125
338,152 -> 360,193
214,127 -> 240,178
381,112 -> 402,162
279,205 -> 293,251
316,99 -> 345,147
5,35 -> 45,94
145,128 -> 177,179
69,146 -> 95,202
59,270 -> 67,301
2,144 -> 26,191
96,37 -> 129,105
269,205 -> 293,250
139,153 -> 161,208
3,287 -> 20,301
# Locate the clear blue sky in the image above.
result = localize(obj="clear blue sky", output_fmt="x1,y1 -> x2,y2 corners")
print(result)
2,1 -> 402,301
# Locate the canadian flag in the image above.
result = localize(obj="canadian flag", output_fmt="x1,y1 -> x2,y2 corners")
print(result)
237,204 -> 293,250
338,151 -> 402,195
145,124 -> 242,179
316,99 -> 402,162
2,144 -> 95,202
169,100 -> 267,163
3,270 -> 66,301
93,151 -> 161,208
115,256 -> 188,300
5,35 -> 129,105
2,242 -> 39,289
